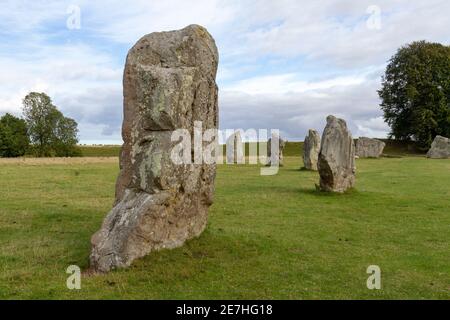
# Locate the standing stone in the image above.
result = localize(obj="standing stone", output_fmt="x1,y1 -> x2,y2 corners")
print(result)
303,129 -> 321,170
427,135 -> 450,159
355,137 -> 385,158
226,131 -> 244,164
267,135 -> 286,166
318,115 -> 356,192
90,25 -> 219,272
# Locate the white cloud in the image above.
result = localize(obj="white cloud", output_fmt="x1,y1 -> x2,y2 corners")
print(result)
231,0 -> 450,67
220,68 -> 387,140
0,1 -> 66,33
225,73 -> 367,95
81,0 -> 236,43
0,40 -> 123,143
355,116 -> 391,138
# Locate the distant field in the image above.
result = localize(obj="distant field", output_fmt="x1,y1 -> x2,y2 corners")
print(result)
0,157 -> 117,165
0,154 -> 448,299
77,140 -> 425,158
78,145 -> 122,157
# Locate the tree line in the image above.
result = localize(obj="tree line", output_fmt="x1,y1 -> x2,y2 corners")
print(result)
0,92 -> 80,157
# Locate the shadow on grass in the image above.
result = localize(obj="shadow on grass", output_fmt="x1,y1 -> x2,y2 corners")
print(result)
284,167 -> 314,172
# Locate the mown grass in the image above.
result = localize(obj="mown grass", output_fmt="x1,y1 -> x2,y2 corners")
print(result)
78,145 -> 122,157
0,156 -> 449,299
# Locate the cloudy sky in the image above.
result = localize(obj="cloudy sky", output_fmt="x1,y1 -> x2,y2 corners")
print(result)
0,0 -> 449,144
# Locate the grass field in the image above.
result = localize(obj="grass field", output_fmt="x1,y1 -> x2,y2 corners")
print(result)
77,139 -> 425,158
0,153 -> 449,299
78,145 -> 122,157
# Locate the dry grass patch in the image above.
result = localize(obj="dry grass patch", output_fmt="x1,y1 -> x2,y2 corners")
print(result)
0,157 -> 118,165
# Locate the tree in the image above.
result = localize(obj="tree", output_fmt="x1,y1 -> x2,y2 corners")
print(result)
53,116 -> 81,157
22,92 -> 80,157
378,41 -> 450,148
0,113 -> 29,157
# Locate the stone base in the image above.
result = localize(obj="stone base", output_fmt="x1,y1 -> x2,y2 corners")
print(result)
90,188 -> 209,272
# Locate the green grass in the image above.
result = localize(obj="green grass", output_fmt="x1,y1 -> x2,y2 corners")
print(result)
79,145 -> 122,157
0,156 -> 449,299
77,140 -> 422,158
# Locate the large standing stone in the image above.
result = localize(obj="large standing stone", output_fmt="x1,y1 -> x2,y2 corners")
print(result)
90,25 -> 219,272
303,129 -> 321,170
427,135 -> 450,159
267,135 -> 286,166
355,137 -> 385,158
226,131 -> 244,164
318,115 -> 356,192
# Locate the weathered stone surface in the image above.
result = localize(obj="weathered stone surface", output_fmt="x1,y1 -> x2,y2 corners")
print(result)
303,129 -> 321,170
427,135 -> 450,159
356,137 -> 385,158
267,135 -> 286,166
318,115 -> 356,192
226,131 -> 244,164
90,25 -> 219,272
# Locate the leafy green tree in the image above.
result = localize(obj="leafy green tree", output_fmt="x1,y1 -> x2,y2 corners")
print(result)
53,116 -> 81,157
379,41 -> 450,148
0,113 -> 29,157
22,92 -> 80,157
